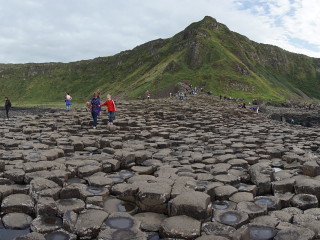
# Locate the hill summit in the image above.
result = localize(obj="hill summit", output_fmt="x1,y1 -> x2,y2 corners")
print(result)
0,16 -> 319,104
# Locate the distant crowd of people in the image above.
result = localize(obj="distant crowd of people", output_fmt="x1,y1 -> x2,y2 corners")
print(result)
169,84 -> 212,101
4,87 -> 319,128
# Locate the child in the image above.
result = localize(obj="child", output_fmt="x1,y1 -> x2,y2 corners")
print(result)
65,92 -> 72,111
99,94 -> 116,125
146,91 -> 150,100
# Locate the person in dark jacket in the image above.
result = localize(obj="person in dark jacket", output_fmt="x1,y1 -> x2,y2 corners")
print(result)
4,97 -> 11,120
90,92 -> 100,129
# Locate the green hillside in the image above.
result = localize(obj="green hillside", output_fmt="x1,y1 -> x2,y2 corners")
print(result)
0,16 -> 319,105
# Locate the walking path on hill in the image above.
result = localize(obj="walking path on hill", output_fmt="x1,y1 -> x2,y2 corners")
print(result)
0,95 -> 320,239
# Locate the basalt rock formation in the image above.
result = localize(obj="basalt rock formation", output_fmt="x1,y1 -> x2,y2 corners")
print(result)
0,94 -> 320,239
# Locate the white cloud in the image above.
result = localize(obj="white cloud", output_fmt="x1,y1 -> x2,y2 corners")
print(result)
0,0 -> 319,63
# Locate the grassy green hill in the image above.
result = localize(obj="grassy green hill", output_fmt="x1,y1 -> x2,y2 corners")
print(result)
0,16 -> 319,105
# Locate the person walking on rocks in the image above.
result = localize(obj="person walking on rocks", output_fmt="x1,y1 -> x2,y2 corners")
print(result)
4,97 -> 11,120
146,91 -> 151,100
65,92 -> 72,111
90,92 -> 100,129
99,94 -> 116,125
96,90 -> 102,116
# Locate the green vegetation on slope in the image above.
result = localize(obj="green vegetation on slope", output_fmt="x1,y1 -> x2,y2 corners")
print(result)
0,16 -> 319,105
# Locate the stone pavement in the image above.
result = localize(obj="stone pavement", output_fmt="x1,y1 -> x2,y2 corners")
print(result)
1,95 -> 320,239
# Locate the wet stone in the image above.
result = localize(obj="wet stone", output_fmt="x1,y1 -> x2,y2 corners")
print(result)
36,197 -> 57,217
80,185 -> 109,200
99,212 -> 147,240
62,210 -> 77,233
74,209 -> 109,239
29,178 -> 61,200
234,224 -> 277,240
2,213 -> 33,229
168,191 -> 211,221
269,210 -> 292,223
134,212 -> 167,232
214,174 -> 240,185
103,198 -> 138,215
292,213 -> 317,224
110,183 -> 139,202
1,194 -> 34,215
3,169 -> 25,183
30,216 -> 63,234
212,200 -> 237,211
304,208 -> 320,219
56,198 -> 86,216
272,178 -> 295,194
254,196 -> 281,211
85,175 -> 113,187
201,222 -> 236,239
237,202 -> 267,219
196,236 -> 229,240
135,181 -> 172,213
213,210 -> 249,229
230,192 -> 254,203
294,178 -> 320,200
13,232 -> 45,240
159,215 -> 201,239
274,226 -> 315,240
214,185 -> 238,201
77,165 -> 102,178
291,193 -> 318,210
44,229 -> 77,240
252,215 -> 280,227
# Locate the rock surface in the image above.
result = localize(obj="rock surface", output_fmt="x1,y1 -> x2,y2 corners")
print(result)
1,95 -> 320,239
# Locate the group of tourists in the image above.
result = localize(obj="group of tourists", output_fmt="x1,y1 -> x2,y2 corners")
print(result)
88,92 -> 116,128
65,91 -> 117,128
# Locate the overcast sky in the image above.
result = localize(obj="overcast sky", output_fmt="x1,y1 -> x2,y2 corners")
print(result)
0,0 -> 319,63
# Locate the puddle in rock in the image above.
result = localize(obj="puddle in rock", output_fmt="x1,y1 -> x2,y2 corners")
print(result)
249,225 -> 277,240
19,145 -> 34,150
43,216 -> 62,225
0,228 -> 30,240
67,178 -> 86,184
273,168 -> 282,172
58,199 -> 76,206
45,231 -> 69,240
86,186 -> 104,194
111,229 -> 136,240
148,233 -> 160,240
301,195 -> 314,202
117,202 -> 136,213
119,171 -> 135,179
110,176 -> 124,183
105,217 -> 134,229
0,178 -> 15,185
237,183 -> 248,190
292,169 -> 302,175
220,212 -> 240,224
255,198 -> 274,206
212,201 -> 229,210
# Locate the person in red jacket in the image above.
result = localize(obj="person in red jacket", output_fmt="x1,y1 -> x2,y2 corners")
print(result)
99,94 -> 116,125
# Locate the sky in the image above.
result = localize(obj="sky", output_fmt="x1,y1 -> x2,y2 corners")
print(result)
0,0 -> 319,63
